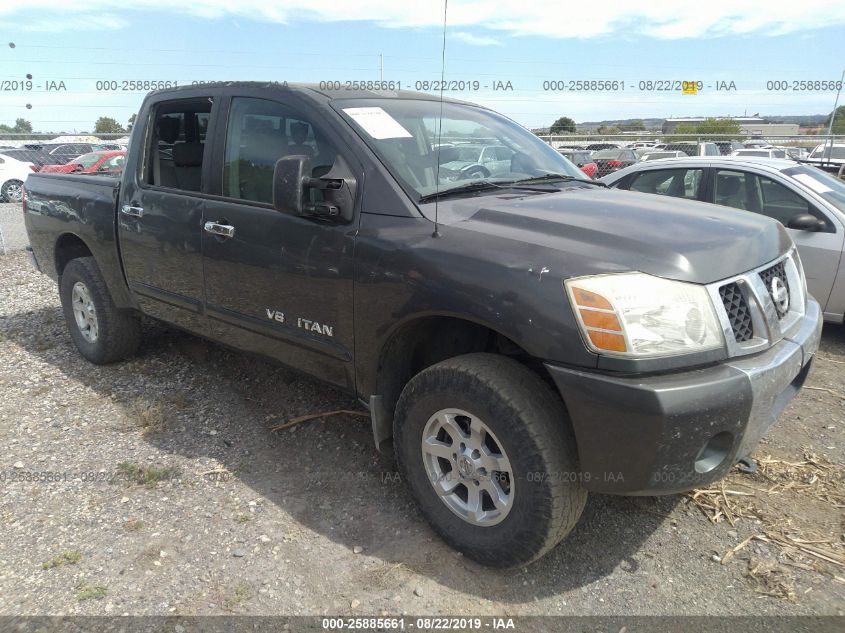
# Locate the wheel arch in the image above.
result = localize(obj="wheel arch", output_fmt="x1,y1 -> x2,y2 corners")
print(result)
372,313 -> 557,444
54,232 -> 94,279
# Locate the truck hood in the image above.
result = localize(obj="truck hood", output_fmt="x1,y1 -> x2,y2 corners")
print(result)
432,187 -> 792,284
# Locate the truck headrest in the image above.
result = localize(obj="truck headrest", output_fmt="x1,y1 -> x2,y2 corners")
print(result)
157,117 -> 181,144
173,143 -> 204,167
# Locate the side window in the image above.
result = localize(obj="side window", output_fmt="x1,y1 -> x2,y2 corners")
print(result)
222,97 -> 337,205
144,98 -> 212,192
714,169 -> 820,228
713,170 -> 752,210
756,175 -> 812,224
627,168 -> 703,199
101,155 -> 125,171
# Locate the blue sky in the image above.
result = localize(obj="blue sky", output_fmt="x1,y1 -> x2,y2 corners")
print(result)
1,0 -> 845,132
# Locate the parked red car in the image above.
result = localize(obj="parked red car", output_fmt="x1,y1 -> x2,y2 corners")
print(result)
558,149 -> 598,179
39,150 -> 126,175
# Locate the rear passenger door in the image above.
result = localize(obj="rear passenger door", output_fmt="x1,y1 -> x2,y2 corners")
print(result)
199,94 -> 359,390
118,95 -> 218,334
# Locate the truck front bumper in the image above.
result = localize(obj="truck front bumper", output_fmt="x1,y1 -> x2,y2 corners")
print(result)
545,298 -> 823,495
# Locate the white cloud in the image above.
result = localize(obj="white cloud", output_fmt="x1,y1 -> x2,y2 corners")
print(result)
451,31 -> 501,46
1,0 -> 844,38
16,14 -> 128,33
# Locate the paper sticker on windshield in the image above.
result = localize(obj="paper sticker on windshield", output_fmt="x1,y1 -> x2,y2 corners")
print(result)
793,173 -> 832,193
342,107 -> 412,140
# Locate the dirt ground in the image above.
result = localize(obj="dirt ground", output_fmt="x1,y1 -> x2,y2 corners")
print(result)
0,240 -> 843,617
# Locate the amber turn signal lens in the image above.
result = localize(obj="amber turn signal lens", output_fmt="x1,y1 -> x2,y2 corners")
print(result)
587,330 -> 627,352
571,287 -> 613,310
579,309 -> 622,331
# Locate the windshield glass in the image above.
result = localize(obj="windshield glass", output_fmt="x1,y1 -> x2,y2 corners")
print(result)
738,150 -> 769,157
72,152 -> 102,168
334,99 -> 585,199
810,145 -> 845,159
782,165 -> 845,213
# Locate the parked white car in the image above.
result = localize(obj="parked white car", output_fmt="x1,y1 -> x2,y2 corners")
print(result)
0,154 -> 34,202
639,150 -> 688,161
731,148 -> 788,159
600,156 -> 845,322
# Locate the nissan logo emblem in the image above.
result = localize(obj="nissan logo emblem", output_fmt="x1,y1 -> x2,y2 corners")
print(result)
771,277 -> 789,314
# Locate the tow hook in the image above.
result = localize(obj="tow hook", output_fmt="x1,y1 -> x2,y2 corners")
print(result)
735,455 -> 757,474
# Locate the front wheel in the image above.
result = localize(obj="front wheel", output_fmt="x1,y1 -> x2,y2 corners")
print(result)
394,353 -> 587,567
59,257 -> 141,364
1,179 -> 23,203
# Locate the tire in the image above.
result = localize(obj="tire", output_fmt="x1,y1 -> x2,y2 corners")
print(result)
1,179 -> 23,203
394,353 -> 587,567
59,257 -> 141,364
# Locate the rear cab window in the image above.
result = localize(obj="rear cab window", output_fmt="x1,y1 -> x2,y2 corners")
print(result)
142,98 -> 212,192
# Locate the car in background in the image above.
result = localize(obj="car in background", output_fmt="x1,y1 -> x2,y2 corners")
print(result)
731,148 -> 788,159
783,147 -> 810,160
585,142 -> 620,151
22,142 -> 96,165
0,148 -> 64,171
714,140 -> 744,156
40,150 -> 126,175
661,142 -> 721,157
639,150 -> 688,162
590,148 -> 638,177
743,139 -> 770,148
599,156 -> 845,322
804,143 -> 845,176
0,154 -> 36,202
557,149 -> 597,178
436,143 -> 515,180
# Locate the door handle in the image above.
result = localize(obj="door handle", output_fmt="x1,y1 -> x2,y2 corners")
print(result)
204,221 -> 235,238
121,204 -> 144,218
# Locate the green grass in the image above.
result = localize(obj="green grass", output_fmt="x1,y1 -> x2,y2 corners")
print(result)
224,583 -> 252,610
124,518 -> 144,531
77,583 -> 107,601
41,551 -> 82,570
116,462 -> 181,487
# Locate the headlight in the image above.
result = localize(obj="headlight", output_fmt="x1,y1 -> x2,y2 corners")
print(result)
565,273 -> 724,358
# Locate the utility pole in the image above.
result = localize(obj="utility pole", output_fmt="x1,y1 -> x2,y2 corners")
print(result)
823,68 -> 845,161
379,54 -> 383,81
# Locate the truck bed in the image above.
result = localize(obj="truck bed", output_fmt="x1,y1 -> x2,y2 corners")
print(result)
23,172 -> 133,308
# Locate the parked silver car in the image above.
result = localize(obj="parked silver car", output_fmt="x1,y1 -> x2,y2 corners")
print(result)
600,157 -> 845,322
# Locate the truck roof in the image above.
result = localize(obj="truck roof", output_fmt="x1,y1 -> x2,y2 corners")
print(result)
148,81 -> 479,107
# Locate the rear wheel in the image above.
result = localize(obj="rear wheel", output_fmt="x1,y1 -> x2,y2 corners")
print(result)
394,353 -> 587,567
1,179 -> 23,203
59,257 -> 141,364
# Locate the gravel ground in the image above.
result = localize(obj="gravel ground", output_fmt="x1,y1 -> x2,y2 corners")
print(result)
0,203 -> 28,254
0,233 -> 844,617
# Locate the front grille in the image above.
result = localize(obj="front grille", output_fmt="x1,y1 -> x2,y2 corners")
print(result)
719,282 -> 753,342
758,262 -> 790,319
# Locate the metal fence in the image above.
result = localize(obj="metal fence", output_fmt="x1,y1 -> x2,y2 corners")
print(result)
536,134 -> 845,149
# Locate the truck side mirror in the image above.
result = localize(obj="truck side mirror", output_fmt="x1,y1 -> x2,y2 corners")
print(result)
787,213 -> 825,232
273,154 -> 356,223
273,155 -> 310,216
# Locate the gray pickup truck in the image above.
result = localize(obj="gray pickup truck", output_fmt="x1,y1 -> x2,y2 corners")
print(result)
23,83 -> 821,567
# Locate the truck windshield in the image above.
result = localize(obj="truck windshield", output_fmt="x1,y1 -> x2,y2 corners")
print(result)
334,98 -> 585,200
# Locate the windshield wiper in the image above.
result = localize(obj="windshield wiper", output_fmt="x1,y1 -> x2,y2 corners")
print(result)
418,176 -> 572,202
512,173 -> 606,187
418,180 -> 507,203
